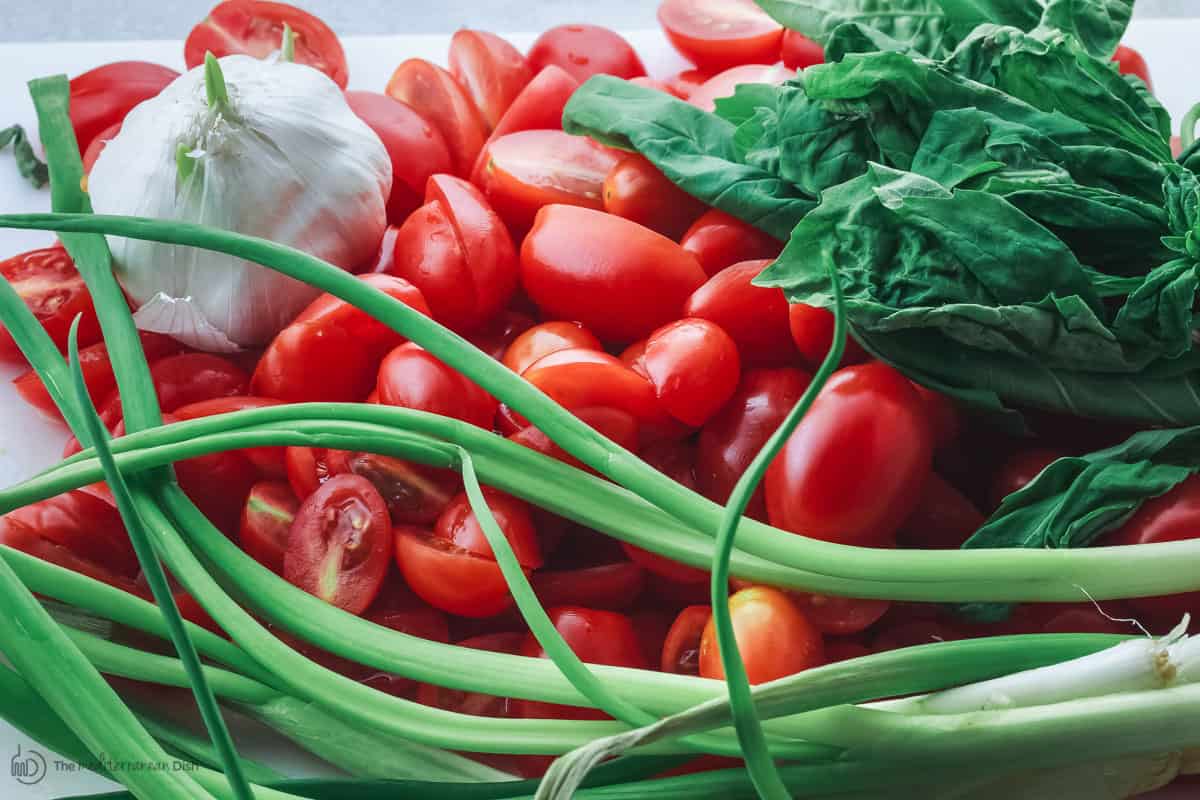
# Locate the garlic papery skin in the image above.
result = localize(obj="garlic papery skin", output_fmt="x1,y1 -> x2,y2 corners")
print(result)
88,54 -> 392,352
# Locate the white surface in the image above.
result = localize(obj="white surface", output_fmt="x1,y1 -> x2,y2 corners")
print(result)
0,21 -> 1198,799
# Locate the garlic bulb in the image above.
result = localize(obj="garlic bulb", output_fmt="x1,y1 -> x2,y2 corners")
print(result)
89,54 -> 392,351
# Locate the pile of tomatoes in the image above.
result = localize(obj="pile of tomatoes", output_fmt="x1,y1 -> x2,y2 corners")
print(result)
0,0 -> 1174,777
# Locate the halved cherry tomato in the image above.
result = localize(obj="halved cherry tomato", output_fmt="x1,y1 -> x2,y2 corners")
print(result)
376,342 -> 498,429
658,0 -> 784,72
376,175 -> 518,333
665,68 -> 714,100
1113,44 -> 1152,89
417,632 -> 523,717
697,367 -> 811,520
338,451 -> 458,525
699,586 -> 823,683
0,246 -> 101,363
69,61 -> 178,155
781,30 -> 824,70
385,59 -> 488,175
519,348 -> 672,434
174,396 -> 287,476
522,205 -> 707,342
477,130 -> 622,232
527,25 -> 646,82
988,447 -> 1067,510
688,63 -> 791,112
533,561 -> 646,611
284,474 -> 391,614
185,1 -> 348,87
643,318 -> 740,426
602,154 -> 707,240
765,362 -> 934,546
2,490 -> 137,579
898,474 -> 984,550
0,513 -> 139,594
661,605 -> 711,674
82,121 -> 121,175
238,480 -> 299,574
467,311 -> 536,361
790,593 -> 890,636
473,67 -> 581,181
345,91 -> 454,224
684,260 -> 793,365
449,30 -> 533,131
435,489 -> 542,567
509,407 -> 641,473
284,446 -> 347,500
502,321 -> 602,375
680,209 -> 783,276
788,303 -> 869,370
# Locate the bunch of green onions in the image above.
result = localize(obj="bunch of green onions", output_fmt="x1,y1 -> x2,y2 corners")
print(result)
3,75 -> 1200,800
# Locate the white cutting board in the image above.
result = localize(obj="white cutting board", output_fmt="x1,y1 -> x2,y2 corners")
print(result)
0,21 -> 1198,799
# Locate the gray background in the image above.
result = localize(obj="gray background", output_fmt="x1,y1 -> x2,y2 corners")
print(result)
1,0 -> 1195,42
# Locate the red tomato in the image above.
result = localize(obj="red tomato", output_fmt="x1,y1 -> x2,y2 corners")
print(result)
284,474 -> 391,614
385,59 -> 488,175
359,600 -> 452,697
790,593 -> 890,636
781,30 -> 824,70
897,474 -> 985,550
765,362 -> 934,546
1102,475 -> 1200,623
173,396 -> 287,476
375,175 -> 518,333
416,632 -> 523,717
477,130 -> 622,232
699,586 -> 823,684
345,91 -> 454,224
338,451 -> 458,525
873,618 -> 962,652
69,61 -> 178,155
788,303 -> 869,370
602,154 -> 707,240
376,342 -> 498,430
913,384 -> 961,451
474,66 -> 581,179
661,605 -> 711,674
516,606 -> 648,719
508,407 -> 641,472
82,121 -> 121,175
665,68 -> 714,100
622,544 -> 708,585
466,311 -> 536,361
521,205 -> 707,342
628,76 -> 686,98
2,491 -> 137,580
684,259 -> 794,365
688,63 -> 791,112
449,30 -> 533,131
0,246 -> 101,363
527,25 -> 646,83
184,1 -> 348,87
696,367 -> 811,520
1113,44 -> 1152,89
823,640 -> 870,664
0,513 -> 139,594
533,561 -> 646,611
989,448 -> 1067,510
503,321 -> 603,375
641,438 -> 700,490
658,0 -> 784,72
681,209 -> 783,276
238,480 -> 299,574
284,446 -> 347,500
1029,602 -> 1137,636
173,427 -> 262,538
642,319 -> 740,427
435,490 -> 541,568
619,339 -> 649,376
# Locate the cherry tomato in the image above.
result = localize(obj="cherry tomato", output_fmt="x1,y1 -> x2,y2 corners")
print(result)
417,632 -> 523,717
602,154 -> 707,240
2,490 -> 137,580
1113,44 -> 1152,89
622,544 -> 709,585
658,0 -> 784,72
788,303 -> 869,370
522,205 -> 707,342
665,68 -> 714,100
765,362 -> 934,546
661,605 -> 711,674
81,121 -> 121,175
823,640 -> 870,664
641,438 -> 700,490
173,431 -> 262,538
466,311 -> 536,361
681,209 -> 783,276
790,593 -> 890,636
628,77 -> 686,98
0,246 -> 101,363
516,606 -> 648,719
913,384 -> 961,451
284,446 -> 347,500
503,321 -> 602,375
509,407 -> 641,473
897,474 -> 985,550
527,25 -> 647,83
376,175 -> 518,333
872,618 -> 962,652
643,318 -> 740,426
1102,475 -> 1200,623
345,91 -> 454,224
477,130 -> 622,232
699,586 -> 823,684
684,260 -> 794,365
284,474 -> 391,614
619,339 -> 649,376
338,451 -> 458,525
688,63 -> 791,112
781,30 -> 824,70
376,342 -> 498,430
173,396 -> 288,477
533,561 -> 646,611
697,367 -> 811,520
185,1 -> 348,87
238,480 -> 299,574
385,59 -> 488,175
69,61 -> 178,155
473,66 -> 581,180
989,448 -> 1067,510
0,512 -> 139,594
358,586 -> 451,697
449,30 -> 533,131
1029,602 -> 1137,636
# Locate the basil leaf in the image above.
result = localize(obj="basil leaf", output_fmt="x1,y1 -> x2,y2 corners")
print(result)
754,0 -> 956,56
1038,0 -> 1134,59
0,124 -> 49,188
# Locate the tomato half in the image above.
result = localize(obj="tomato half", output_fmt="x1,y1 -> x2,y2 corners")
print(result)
628,77 -> 686,98
642,318 -> 741,427
533,561 -> 646,611
527,25 -> 647,82
69,61 -> 178,155
788,303 -> 869,369
781,30 -> 824,70
339,451 -> 458,525
602,154 -> 708,240
376,342 -> 498,429
284,446 -> 348,500
765,362 -> 934,546
2,490 -> 137,580
385,59 -> 488,175
185,1 -> 348,87
521,205 -> 707,342
502,321 -> 603,375
658,0 -> 784,72
684,259 -> 794,365
449,30 -> 533,131
687,63 -> 791,112
680,209 -> 783,276
376,175 -> 518,333
897,474 -> 985,550
238,480 -> 299,574
661,605 -> 711,674
0,513 -> 139,594
699,586 -> 823,684
473,66 -> 581,180
0,246 -> 101,363
1113,44 -> 1152,90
